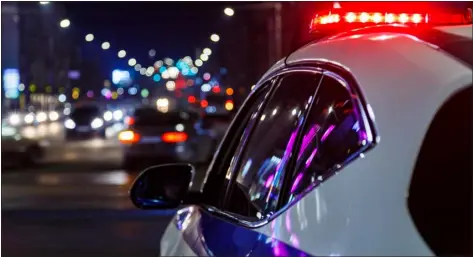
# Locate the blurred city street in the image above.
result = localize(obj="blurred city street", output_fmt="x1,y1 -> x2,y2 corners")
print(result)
2,122 -> 207,257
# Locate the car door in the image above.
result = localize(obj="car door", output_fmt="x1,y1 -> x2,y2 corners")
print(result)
189,71 -> 324,256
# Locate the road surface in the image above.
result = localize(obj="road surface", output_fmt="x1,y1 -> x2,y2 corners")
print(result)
2,122 -> 208,257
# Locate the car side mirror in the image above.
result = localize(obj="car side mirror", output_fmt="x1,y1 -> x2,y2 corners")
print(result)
129,163 -> 195,210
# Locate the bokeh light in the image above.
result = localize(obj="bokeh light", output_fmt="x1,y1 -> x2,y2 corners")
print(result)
101,42 -> 110,50
85,34 -> 94,42
224,7 -> 235,17
203,48 -> 212,55
210,34 -> 220,42
128,58 -> 137,66
117,50 -> 126,58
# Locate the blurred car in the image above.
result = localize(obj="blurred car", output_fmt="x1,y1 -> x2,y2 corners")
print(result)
118,106 -> 216,168
128,5 -> 472,257
64,105 -> 106,140
1,123 -> 45,166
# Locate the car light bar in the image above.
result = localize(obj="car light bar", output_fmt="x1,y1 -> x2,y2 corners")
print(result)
310,9 -> 472,32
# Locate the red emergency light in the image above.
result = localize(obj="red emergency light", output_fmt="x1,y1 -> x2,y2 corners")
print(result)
310,8 -> 472,33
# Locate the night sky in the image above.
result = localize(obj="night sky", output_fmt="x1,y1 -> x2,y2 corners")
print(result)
63,1 -> 239,77
62,1 -> 472,79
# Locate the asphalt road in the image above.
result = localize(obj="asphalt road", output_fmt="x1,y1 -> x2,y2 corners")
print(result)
2,123 -> 208,257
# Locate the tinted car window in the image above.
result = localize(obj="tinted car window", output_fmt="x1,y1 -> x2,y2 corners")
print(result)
224,73 -> 322,218
288,75 -> 368,202
133,108 -> 196,126
202,84 -> 273,208
70,106 -> 100,119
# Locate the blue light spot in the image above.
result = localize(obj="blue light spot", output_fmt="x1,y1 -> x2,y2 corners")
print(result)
220,67 -> 228,75
159,67 -> 167,73
153,74 -> 161,82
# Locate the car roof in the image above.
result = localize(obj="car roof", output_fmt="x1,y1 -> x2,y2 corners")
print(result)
434,24 -> 472,39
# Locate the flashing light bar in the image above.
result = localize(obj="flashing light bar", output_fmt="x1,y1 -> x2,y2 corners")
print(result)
310,9 -> 472,32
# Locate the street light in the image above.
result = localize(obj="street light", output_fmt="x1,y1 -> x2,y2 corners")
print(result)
85,34 -> 94,42
128,58 -> 137,66
118,50 -> 126,58
210,34 -> 220,42
200,54 -> 209,61
59,19 -> 70,28
39,1 -> 50,5
224,7 -> 235,17
203,48 -> 212,55
195,59 -> 203,67
101,42 -> 110,50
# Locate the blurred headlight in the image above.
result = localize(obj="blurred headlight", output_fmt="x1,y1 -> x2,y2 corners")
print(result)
103,111 -> 113,121
48,111 -> 59,121
65,119 -> 76,129
36,112 -> 48,123
113,110 -> 123,121
91,118 -> 104,129
8,114 -> 21,126
1,125 -> 17,137
24,113 -> 35,124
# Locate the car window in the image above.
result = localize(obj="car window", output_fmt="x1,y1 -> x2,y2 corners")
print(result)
201,82 -> 274,208
70,106 -> 100,119
224,72 -> 322,219
287,75 -> 369,202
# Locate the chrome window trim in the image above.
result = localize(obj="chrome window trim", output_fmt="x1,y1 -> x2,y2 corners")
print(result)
199,61 -> 379,229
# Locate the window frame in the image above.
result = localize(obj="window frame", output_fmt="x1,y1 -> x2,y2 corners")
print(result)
221,69 -> 324,219
199,61 -> 378,229
277,68 -> 379,210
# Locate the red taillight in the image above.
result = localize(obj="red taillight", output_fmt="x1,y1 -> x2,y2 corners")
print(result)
212,86 -> 221,93
201,100 -> 208,108
162,132 -> 188,143
188,96 -> 196,104
125,116 -> 135,125
118,130 -> 140,144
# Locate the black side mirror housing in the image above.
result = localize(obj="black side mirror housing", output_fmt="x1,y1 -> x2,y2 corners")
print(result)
129,163 -> 196,210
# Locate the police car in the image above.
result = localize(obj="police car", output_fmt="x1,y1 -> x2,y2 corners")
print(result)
129,5 -> 471,256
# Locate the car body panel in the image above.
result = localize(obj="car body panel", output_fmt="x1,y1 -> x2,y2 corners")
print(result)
161,206 -> 312,257
434,24 -> 472,39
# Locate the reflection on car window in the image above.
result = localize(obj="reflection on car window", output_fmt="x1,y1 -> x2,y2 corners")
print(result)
288,75 -> 367,202
225,73 -> 322,218
202,84 -> 272,208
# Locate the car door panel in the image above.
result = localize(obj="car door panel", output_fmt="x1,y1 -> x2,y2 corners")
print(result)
191,209 -> 259,256
161,206 -> 201,256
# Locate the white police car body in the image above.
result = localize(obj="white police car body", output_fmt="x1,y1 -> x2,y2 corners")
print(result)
129,7 -> 472,257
